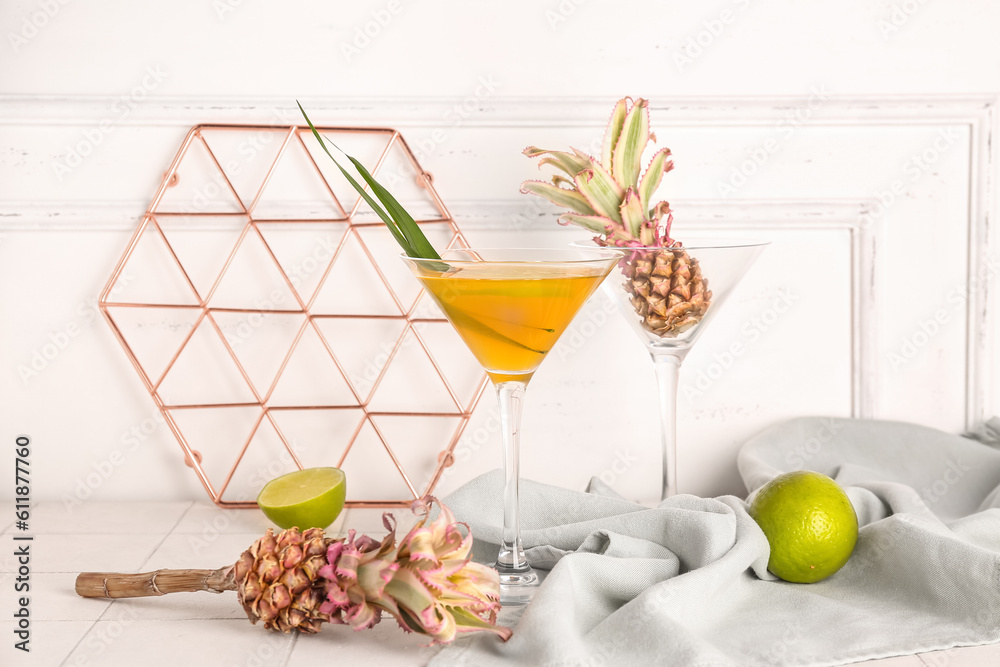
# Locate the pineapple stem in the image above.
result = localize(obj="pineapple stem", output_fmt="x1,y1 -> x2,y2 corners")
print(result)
75,566 -> 235,599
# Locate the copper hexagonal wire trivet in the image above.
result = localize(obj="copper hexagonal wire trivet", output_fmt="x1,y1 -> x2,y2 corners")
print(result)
98,122 -> 489,508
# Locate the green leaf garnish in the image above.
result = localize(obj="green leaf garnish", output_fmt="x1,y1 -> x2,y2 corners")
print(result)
298,102 -> 546,354
297,101 -> 441,260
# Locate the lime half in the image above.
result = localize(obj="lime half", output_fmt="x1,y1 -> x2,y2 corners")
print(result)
257,467 -> 346,530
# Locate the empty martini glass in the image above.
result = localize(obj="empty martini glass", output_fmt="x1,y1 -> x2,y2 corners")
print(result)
402,247 -> 619,604
574,239 -> 767,500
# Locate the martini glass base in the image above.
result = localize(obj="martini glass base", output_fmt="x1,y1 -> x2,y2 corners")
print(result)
493,563 -> 539,606
494,540 -> 539,605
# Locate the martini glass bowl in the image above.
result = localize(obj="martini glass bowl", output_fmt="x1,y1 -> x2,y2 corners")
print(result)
401,247 -> 619,605
574,239 -> 767,500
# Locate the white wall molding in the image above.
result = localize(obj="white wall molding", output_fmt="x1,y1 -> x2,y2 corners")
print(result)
0,201 -> 156,230
0,93 -> 996,127
966,100 -> 996,428
0,197 -> 867,230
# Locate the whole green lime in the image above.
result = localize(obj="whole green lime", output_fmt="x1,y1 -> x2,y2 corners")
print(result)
257,467 -> 346,530
748,471 -> 858,583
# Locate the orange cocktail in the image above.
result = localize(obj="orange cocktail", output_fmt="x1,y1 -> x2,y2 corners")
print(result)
417,263 -> 610,384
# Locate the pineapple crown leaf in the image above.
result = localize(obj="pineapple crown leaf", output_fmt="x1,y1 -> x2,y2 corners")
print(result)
557,213 -> 612,235
601,97 -> 630,172
638,146 -> 674,213
620,188 -> 645,238
655,203 -> 675,245
535,157 -> 569,175
573,163 -> 624,223
519,180 -> 596,215
297,101 -> 440,260
523,145 -> 590,177
611,98 -> 650,188
519,96 -> 679,248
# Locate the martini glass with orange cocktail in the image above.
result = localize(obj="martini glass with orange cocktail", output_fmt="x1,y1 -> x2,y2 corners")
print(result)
402,248 -> 618,604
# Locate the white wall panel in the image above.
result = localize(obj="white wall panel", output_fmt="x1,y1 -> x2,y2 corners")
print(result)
2,1 -> 1000,96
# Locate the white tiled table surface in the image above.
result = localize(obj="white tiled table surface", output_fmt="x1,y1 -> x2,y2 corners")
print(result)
2,501 -> 997,667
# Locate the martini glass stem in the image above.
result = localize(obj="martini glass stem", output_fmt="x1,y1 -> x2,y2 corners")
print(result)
493,380 -> 538,601
652,351 -> 684,500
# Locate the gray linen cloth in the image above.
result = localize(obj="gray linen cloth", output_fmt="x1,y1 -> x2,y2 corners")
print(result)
432,416 -> 1000,667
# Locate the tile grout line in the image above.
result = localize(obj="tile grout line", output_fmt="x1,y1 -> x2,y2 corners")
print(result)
916,649 -> 961,666
58,501 -> 196,667
136,500 -> 197,570
59,617 -> 101,666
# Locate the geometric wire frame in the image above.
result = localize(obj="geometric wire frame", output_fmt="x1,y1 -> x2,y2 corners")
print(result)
98,123 -> 488,509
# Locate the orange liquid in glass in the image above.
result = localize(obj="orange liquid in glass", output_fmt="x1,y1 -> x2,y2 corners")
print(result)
417,264 -> 609,384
